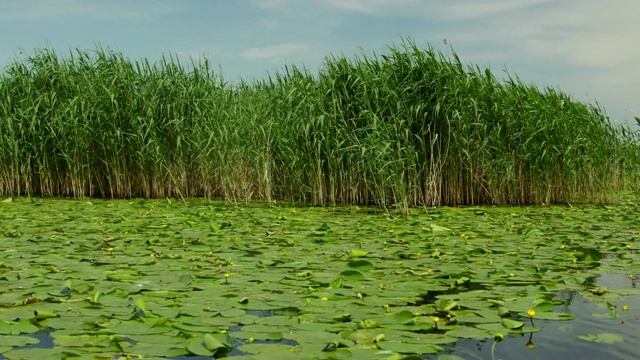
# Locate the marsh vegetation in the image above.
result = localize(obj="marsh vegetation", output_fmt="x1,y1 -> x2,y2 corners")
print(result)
0,40 -> 638,210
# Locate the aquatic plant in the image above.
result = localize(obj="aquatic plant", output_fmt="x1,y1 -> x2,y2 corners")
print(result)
0,39 -> 637,207
0,197 -> 638,358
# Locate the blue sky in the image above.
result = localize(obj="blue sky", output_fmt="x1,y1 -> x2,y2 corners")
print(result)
1,0 -> 638,125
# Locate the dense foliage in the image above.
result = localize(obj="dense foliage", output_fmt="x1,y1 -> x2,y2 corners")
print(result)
0,40 -> 638,207
0,197 -> 638,358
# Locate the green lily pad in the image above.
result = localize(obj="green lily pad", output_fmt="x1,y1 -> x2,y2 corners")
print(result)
0,321 -> 39,335
2,348 -> 66,360
445,327 -> 493,340
501,318 -> 524,329
578,333 -> 624,344
530,312 -> 576,321
348,250 -> 369,259
339,270 -> 366,280
1,197 -> 639,360
0,335 -> 40,347
377,341 -> 444,354
438,356 -> 467,360
186,333 -> 233,356
348,260 -> 374,271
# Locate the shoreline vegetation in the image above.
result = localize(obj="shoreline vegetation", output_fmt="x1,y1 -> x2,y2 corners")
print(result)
0,39 -> 638,210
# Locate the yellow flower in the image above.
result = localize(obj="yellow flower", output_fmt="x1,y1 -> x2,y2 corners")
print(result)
623,305 -> 629,312
527,309 -> 536,318
559,245 -> 566,250
526,341 -> 535,349
321,297 -> 328,301
224,273 -> 230,278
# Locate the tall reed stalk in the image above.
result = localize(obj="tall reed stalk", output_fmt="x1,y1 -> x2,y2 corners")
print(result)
0,40 -> 638,207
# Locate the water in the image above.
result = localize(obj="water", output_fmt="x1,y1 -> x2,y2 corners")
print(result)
2,275 -> 638,359
444,273 -> 640,360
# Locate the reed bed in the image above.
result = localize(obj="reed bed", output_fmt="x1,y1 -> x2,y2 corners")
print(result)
0,40 -> 638,209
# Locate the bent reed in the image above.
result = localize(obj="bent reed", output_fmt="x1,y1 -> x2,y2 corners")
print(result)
0,40 -> 638,208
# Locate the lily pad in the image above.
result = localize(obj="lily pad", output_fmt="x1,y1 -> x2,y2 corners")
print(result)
445,327 -> 493,340
377,341 -> 444,354
578,333 -> 624,344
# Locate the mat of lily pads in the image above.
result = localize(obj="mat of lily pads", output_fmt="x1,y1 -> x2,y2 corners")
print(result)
0,197 -> 638,359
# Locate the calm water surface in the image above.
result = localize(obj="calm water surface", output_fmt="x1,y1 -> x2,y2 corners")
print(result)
447,273 -> 640,360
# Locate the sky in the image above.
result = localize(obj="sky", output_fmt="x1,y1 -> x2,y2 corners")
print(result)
1,0 -> 638,125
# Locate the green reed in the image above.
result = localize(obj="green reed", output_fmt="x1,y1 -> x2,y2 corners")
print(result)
0,40 -> 637,208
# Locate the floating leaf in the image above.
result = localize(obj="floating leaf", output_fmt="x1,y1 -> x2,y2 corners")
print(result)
446,327 -> 493,340
358,320 -> 380,329
349,250 -> 369,258
377,341 -> 443,354
438,356 -> 467,360
203,333 -> 225,351
428,224 -> 452,232
0,335 -> 39,347
530,312 -> 575,321
501,318 -> 524,330
187,333 -> 233,356
339,269 -> 365,280
322,340 -> 350,351
393,310 -> 414,324
2,195 -> 639,359
1,348 -> 66,359
0,321 -> 39,335
578,333 -> 624,344
348,260 -> 374,271
330,277 -> 344,288
33,310 -> 59,321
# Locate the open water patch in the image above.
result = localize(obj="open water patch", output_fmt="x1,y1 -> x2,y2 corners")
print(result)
443,273 -> 640,360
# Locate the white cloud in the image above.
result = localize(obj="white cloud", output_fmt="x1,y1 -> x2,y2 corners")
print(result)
436,1 -> 640,68
412,1 -> 639,120
0,0 -> 185,22
431,0 -> 552,20
241,43 -> 310,62
261,0 -> 550,19
315,0 -> 397,15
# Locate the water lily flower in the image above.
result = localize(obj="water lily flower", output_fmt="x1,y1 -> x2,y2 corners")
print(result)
527,309 -> 536,327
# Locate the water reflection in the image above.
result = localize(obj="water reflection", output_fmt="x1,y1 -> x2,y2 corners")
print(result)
447,273 -> 640,360
2,274 -> 638,360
